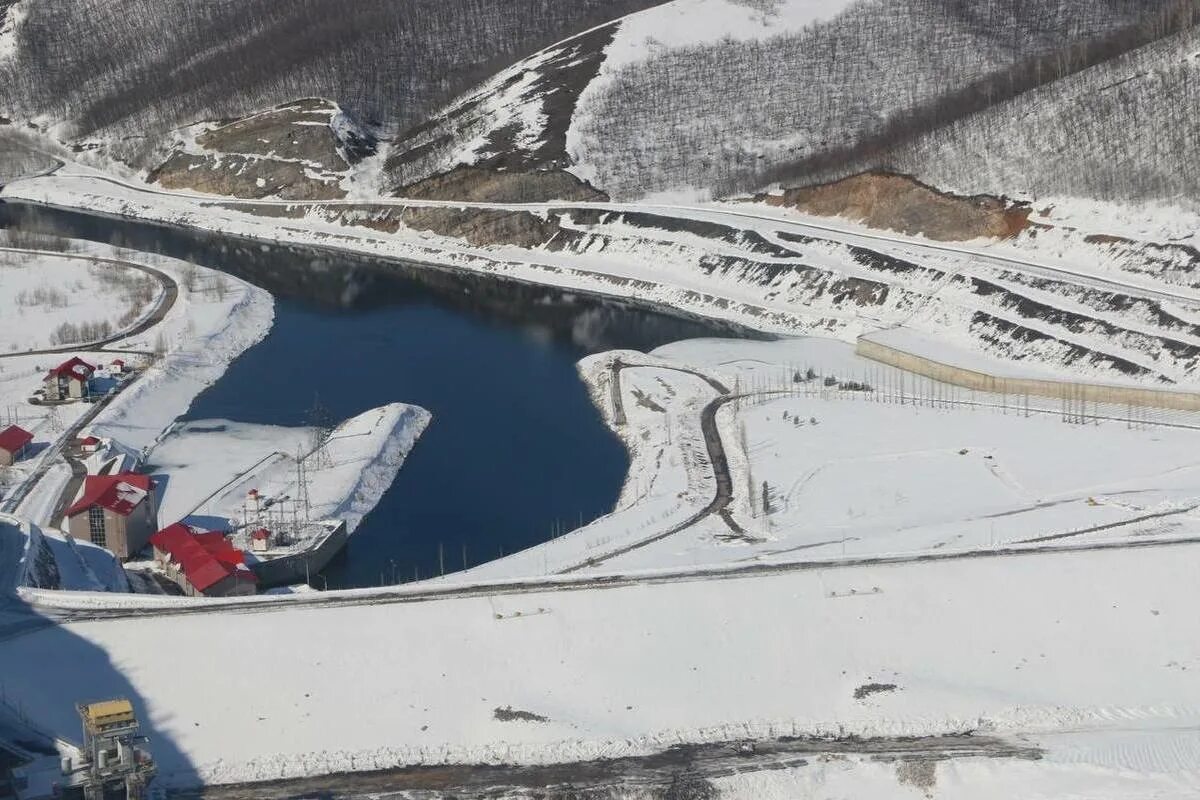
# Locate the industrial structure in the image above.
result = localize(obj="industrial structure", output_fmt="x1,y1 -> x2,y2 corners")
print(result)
10,700 -> 156,799
150,522 -> 258,597
63,473 -> 157,560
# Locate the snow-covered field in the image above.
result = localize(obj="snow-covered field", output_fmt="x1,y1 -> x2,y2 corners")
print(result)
3,539 -> 1200,792
4,166 -> 1200,796
0,247 -> 161,353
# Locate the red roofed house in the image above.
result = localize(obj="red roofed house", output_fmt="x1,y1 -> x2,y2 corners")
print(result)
0,425 -> 34,466
43,356 -> 95,401
150,522 -> 257,597
64,472 -> 157,559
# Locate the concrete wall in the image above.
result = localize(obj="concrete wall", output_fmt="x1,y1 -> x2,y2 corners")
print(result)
856,336 -> 1200,412
249,521 -> 347,588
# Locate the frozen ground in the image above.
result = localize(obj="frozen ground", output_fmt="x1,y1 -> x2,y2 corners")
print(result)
3,162 -> 1200,797
464,336 -> 1200,580
0,246 -> 160,353
3,540 -> 1199,791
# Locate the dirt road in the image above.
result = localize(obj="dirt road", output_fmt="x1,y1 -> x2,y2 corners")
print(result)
173,732 -> 1039,799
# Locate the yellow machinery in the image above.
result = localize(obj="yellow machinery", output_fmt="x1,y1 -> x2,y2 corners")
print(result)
64,699 -> 155,799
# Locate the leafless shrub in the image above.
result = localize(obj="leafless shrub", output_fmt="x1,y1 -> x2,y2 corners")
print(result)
16,284 -> 69,308
48,319 -> 113,345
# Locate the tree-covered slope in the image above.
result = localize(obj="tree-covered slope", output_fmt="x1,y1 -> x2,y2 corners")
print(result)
0,0 -> 664,142
384,0 -> 1196,205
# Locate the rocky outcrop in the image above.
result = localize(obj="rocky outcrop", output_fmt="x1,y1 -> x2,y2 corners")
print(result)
758,171 -> 1031,241
396,165 -> 606,203
150,152 -> 346,200
147,99 -> 375,200
318,205 -> 574,250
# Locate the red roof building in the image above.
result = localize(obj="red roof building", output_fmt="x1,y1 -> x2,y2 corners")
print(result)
149,523 -> 257,597
43,357 -> 95,401
0,425 -> 33,466
63,472 -> 157,560
65,473 -> 152,518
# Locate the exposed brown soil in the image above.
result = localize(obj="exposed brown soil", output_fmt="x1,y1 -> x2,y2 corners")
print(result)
397,165 -> 607,203
316,205 -> 572,250
758,172 -> 1031,242
197,99 -> 347,172
152,152 -> 345,200
148,99 -> 349,200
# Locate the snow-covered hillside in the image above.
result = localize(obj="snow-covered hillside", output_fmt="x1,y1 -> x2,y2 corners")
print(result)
887,24 -> 1200,210
0,0 -> 661,148
385,0 -> 1190,203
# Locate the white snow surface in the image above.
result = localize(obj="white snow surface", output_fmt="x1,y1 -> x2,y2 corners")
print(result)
0,248 -> 161,352
597,0 -> 857,72
2,541 -> 1199,789
154,404 -> 431,534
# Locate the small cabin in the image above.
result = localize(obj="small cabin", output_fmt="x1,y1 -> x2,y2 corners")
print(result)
0,425 -> 33,467
250,528 -> 272,553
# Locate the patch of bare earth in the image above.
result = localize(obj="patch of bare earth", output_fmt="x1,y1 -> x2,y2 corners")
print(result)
757,171 -> 1031,241
896,759 -> 938,795
312,205 -> 576,250
148,99 -> 353,200
397,165 -> 606,203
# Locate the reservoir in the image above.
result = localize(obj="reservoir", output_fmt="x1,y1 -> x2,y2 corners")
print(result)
0,200 -> 758,587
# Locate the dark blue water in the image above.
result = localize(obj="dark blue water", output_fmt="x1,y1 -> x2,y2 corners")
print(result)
181,298 -> 629,588
0,200 -> 760,588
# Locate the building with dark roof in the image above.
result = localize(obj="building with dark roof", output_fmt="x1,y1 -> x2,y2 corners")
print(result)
64,472 -> 157,559
150,522 -> 258,597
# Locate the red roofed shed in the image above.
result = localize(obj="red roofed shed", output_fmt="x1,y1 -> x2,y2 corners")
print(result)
0,425 -> 33,466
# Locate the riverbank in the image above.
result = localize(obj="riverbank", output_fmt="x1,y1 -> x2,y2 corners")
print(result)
9,168 -> 1200,395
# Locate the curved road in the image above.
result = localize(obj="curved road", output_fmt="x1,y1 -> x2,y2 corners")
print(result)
0,245 -> 178,359
19,169 -> 1200,308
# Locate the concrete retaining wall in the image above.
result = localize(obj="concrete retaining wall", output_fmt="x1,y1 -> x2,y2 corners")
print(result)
856,336 -> 1200,412
250,520 -> 348,588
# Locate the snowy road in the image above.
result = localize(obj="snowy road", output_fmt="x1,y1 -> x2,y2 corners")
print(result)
0,245 -> 178,359
20,169 -> 1200,308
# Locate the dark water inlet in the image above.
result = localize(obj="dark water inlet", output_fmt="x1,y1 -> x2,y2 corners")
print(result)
0,200 -> 761,588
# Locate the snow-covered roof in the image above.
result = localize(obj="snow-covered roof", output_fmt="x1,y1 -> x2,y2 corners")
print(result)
64,473 -> 152,518
44,356 -> 95,383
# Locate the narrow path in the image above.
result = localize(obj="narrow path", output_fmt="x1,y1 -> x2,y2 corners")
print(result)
48,455 -> 86,529
559,359 -> 772,573
0,246 -> 177,359
35,534 -> 1200,626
